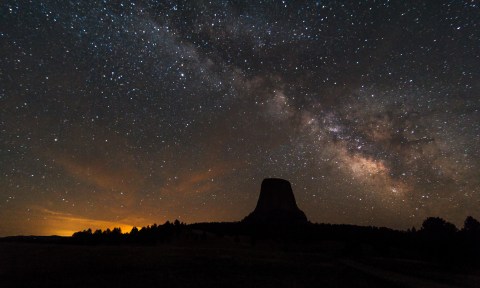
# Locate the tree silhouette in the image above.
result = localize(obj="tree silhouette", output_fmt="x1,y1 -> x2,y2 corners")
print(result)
463,216 -> 480,234
112,227 -> 122,235
421,217 -> 457,236
130,226 -> 139,235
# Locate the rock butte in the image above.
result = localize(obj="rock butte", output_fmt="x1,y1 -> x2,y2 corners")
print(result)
243,178 -> 308,225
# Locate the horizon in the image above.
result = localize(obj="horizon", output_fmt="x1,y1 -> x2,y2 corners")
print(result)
1,1 -> 479,237
3,214 -> 474,238
1,197 -> 475,237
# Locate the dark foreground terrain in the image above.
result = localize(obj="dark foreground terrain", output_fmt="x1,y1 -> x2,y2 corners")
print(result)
1,239 -> 479,288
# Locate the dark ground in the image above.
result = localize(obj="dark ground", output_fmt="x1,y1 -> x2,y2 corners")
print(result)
1,240 -> 479,288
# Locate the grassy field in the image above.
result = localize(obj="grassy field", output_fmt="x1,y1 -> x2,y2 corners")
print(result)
0,242 -> 478,288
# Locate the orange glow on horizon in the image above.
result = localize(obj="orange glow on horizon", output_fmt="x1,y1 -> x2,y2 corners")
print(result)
39,208 -> 145,236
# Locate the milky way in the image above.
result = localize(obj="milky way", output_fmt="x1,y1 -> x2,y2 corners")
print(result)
1,1 -> 479,236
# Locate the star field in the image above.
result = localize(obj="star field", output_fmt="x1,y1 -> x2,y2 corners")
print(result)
1,0 -> 479,236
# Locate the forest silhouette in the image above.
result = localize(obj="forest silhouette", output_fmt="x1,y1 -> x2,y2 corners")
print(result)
67,215 -> 480,264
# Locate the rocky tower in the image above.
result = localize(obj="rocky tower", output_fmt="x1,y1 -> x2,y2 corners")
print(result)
243,178 -> 308,224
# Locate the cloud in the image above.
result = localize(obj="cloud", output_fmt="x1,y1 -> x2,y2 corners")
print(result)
158,163 -> 231,198
37,126 -> 147,207
55,154 -> 142,196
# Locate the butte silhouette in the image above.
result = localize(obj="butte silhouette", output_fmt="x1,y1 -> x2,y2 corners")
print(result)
243,178 -> 308,225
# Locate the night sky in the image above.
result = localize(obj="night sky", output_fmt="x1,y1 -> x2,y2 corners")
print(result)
1,1 -> 479,236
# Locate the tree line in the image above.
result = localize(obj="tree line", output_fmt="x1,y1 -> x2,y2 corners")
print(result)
72,219 -> 186,244
72,215 -> 480,244
71,215 -> 480,263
